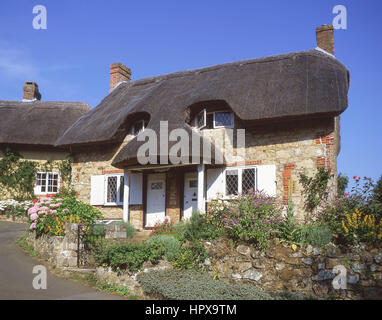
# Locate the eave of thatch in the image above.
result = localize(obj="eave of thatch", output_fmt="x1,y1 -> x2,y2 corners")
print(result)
54,49 -> 349,167
0,101 -> 90,147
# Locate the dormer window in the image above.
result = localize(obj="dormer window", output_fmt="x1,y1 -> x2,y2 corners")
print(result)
131,120 -> 147,137
192,109 -> 234,130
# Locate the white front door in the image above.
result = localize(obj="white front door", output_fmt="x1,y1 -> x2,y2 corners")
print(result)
146,173 -> 166,227
183,172 -> 198,220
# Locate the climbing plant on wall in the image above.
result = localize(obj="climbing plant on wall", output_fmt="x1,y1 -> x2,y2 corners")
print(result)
299,167 -> 333,214
0,147 -> 73,201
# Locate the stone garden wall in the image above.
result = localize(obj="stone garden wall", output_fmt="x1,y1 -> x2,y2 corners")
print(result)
26,223 -> 86,267
204,239 -> 382,299
0,214 -> 29,223
26,223 -> 128,268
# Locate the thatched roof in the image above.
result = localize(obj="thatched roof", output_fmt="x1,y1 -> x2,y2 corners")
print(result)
55,49 -> 349,167
0,101 -> 90,147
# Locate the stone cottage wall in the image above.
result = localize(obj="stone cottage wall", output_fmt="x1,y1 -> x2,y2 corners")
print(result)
202,116 -> 338,222
71,142 -> 128,220
0,148 -> 70,200
70,116 -> 340,224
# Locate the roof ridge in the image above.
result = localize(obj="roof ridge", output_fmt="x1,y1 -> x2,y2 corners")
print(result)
125,49 -> 332,88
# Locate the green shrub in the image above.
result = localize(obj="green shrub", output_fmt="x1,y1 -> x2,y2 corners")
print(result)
277,201 -> 301,244
337,173 -> 349,197
145,235 -> 181,262
138,269 -> 312,300
182,211 -> 222,242
299,223 -> 333,247
93,242 -> 165,272
278,205 -> 333,248
299,168 -> 333,213
172,240 -> 208,270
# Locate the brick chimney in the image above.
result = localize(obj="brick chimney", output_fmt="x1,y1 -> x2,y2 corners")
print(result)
316,24 -> 334,56
23,81 -> 41,101
110,62 -> 131,92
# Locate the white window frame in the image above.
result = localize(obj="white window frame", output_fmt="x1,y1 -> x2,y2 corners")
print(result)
213,111 -> 234,129
131,120 -> 146,137
224,165 -> 257,197
34,171 -> 60,195
193,108 -> 207,130
104,174 -> 124,206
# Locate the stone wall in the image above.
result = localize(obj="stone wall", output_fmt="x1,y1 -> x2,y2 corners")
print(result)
71,143 -> 126,219
95,260 -> 172,296
202,117 -> 338,222
25,223 -> 128,267
205,239 -> 382,300
0,214 -> 29,223
26,223 -> 86,267
0,148 -> 69,200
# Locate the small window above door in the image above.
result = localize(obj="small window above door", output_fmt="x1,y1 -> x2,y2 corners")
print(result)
189,180 -> 198,188
151,182 -> 163,190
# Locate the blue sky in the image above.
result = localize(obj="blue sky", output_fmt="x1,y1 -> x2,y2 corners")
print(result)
0,0 -> 381,189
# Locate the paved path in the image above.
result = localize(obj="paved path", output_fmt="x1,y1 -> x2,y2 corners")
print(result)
0,221 -> 124,300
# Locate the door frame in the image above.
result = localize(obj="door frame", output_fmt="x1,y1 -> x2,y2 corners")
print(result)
183,172 -> 198,220
145,173 -> 166,228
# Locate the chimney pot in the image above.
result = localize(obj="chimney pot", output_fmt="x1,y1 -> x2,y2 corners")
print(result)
316,24 -> 335,56
110,62 -> 131,92
23,81 -> 41,101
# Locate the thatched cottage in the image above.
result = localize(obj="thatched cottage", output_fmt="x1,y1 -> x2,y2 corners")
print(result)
52,25 -> 349,229
0,82 -> 90,199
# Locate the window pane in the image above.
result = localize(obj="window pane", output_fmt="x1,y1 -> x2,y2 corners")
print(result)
46,173 -> 59,193
189,180 -> 197,188
133,121 -> 145,135
119,176 -> 124,203
242,168 -> 256,194
226,170 -> 238,195
214,112 -> 233,127
196,110 -> 205,128
107,176 -> 118,203
36,173 -> 42,186
206,113 -> 213,129
151,182 -> 163,190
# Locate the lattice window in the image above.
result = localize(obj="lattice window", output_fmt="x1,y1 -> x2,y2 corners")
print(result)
225,169 -> 239,195
107,176 -> 118,203
35,172 -> 59,195
105,174 -> 124,205
224,166 -> 257,197
242,168 -> 256,194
